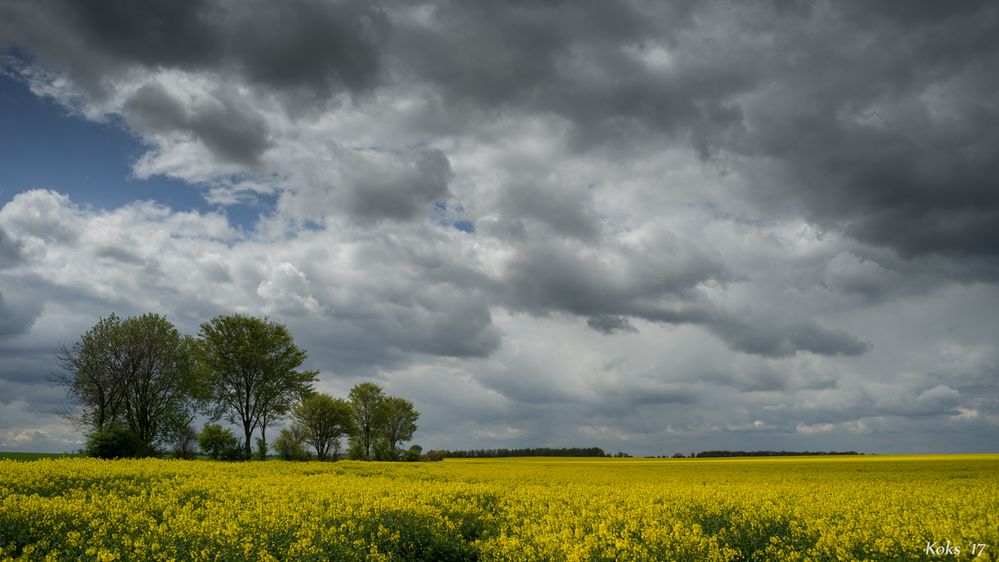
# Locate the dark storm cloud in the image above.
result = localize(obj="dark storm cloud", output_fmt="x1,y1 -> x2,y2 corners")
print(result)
493,183 -> 601,242
228,0 -> 388,98
6,0 -> 997,260
124,83 -> 271,165
502,239 -> 869,357
391,0 -> 744,151
728,1 -> 999,262
58,0 -> 221,69
2,0 -> 388,100
705,316 -> 871,359
586,315 -> 637,335
502,238 -> 726,318
392,0 -> 999,261
0,290 -> 40,339
340,148 -> 453,223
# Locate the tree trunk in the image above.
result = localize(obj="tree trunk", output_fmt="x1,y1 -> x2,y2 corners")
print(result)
260,422 -> 267,460
243,422 -> 253,459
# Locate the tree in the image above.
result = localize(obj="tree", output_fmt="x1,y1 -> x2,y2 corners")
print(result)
195,315 -> 317,458
348,382 -> 386,460
198,423 -> 238,460
292,393 -> 354,461
55,314 -> 125,432
55,313 -> 199,451
379,396 -> 419,459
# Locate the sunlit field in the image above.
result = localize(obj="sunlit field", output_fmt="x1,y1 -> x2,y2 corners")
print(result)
1,455 -> 996,561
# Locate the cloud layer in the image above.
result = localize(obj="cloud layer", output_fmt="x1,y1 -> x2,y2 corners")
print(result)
1,0 -> 996,453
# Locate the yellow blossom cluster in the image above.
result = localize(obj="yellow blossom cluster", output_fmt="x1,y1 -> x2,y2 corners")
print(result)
0,454 -> 996,560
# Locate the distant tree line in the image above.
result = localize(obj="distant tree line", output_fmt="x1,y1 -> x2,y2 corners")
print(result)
438,447 -> 608,458
55,313 -> 430,462
674,450 -> 862,458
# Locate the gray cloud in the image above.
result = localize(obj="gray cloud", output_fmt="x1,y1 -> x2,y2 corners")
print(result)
0,290 -> 41,339
587,315 -> 637,335
2,0 -> 387,99
706,316 -> 871,359
124,83 -> 271,165
340,148 -> 453,223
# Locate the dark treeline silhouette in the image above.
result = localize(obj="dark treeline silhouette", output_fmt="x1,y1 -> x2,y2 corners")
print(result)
440,447 -> 607,458
692,450 -> 861,458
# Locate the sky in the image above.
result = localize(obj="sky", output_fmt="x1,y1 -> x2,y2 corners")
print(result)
0,0 -> 996,455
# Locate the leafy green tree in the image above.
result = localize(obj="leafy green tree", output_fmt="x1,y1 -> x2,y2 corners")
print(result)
194,315 -> 317,458
56,313 -> 199,451
348,382 -> 386,460
292,393 -> 354,461
198,423 -> 238,460
379,396 -> 419,459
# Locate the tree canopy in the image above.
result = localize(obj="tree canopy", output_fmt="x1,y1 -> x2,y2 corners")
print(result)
292,393 -> 355,460
55,313 -> 197,451
194,314 -> 317,458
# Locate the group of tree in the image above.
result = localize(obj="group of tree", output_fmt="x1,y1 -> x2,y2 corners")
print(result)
56,313 -> 423,461
272,383 -> 423,462
668,450 -> 862,458
438,447 -> 607,458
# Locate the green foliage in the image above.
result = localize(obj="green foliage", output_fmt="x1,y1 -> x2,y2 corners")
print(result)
84,424 -> 156,459
346,440 -> 367,460
423,450 -> 445,462
292,393 -> 354,461
403,444 -> 423,462
255,437 -> 269,460
348,382 -> 386,460
167,422 -> 199,460
379,396 -> 419,456
56,313 -> 198,451
273,427 -> 311,461
373,438 -> 397,461
198,423 -> 238,461
346,383 -> 420,461
195,314 -> 317,459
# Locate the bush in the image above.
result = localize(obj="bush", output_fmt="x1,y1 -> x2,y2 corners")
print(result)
347,440 -> 367,460
273,427 -> 310,461
423,450 -> 445,462
85,424 -> 156,459
168,424 -> 199,460
373,439 -> 398,461
198,423 -> 239,460
403,445 -> 423,462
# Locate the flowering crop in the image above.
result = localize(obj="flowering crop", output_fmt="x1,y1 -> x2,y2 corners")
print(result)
1,455 -> 996,560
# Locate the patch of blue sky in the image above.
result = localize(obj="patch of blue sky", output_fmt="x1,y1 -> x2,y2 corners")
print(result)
453,220 -> 475,233
431,199 -> 474,233
0,72 -> 266,231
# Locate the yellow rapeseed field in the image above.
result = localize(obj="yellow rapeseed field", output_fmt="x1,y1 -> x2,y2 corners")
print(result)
0,455 -> 996,561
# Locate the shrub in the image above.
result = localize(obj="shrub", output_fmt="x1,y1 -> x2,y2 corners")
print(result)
423,450 -> 445,462
198,423 -> 239,460
273,427 -> 311,461
85,424 -> 156,459
403,445 -> 423,462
